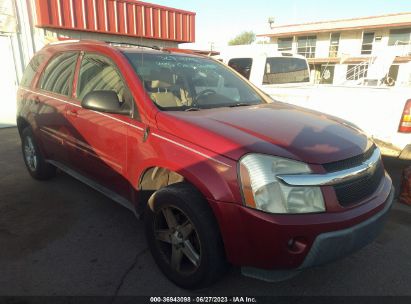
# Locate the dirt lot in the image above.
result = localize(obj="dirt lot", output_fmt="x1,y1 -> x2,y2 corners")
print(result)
0,127 -> 410,298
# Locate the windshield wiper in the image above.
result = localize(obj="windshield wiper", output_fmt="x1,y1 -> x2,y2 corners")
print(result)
228,103 -> 255,108
184,107 -> 201,111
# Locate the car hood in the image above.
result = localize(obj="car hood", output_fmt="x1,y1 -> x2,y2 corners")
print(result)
155,102 -> 372,164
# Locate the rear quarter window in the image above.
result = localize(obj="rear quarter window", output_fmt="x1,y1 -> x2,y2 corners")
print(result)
20,54 -> 47,88
39,52 -> 78,96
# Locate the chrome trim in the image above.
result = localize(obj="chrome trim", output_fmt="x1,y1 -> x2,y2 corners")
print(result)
277,148 -> 381,187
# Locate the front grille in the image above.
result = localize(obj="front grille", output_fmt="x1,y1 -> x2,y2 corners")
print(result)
322,145 -> 384,207
332,162 -> 384,207
323,144 -> 376,172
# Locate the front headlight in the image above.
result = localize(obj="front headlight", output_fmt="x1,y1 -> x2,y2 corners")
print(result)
239,154 -> 325,214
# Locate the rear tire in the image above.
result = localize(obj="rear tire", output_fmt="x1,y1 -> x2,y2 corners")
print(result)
145,182 -> 227,289
21,127 -> 56,180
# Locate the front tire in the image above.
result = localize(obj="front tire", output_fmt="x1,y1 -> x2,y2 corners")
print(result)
145,183 -> 227,289
21,127 -> 56,180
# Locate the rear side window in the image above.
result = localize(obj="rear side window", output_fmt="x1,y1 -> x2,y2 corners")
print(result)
40,52 -> 78,96
20,54 -> 46,88
77,54 -> 128,103
228,58 -> 253,80
263,57 -> 310,84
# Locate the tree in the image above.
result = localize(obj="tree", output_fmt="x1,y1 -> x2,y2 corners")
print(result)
228,31 -> 256,46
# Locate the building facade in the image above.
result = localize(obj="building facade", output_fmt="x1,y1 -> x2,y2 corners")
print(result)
0,0 -> 195,126
258,13 -> 411,86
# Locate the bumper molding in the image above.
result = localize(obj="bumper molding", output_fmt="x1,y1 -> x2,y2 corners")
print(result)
241,187 -> 395,282
299,187 -> 394,269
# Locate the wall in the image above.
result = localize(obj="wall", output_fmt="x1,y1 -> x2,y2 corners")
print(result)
0,35 -> 18,126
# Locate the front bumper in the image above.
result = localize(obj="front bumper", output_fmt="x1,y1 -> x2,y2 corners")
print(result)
208,173 -> 393,278
240,186 -> 394,282
300,186 -> 394,268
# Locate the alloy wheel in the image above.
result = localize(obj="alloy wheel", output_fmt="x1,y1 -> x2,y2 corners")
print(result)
24,136 -> 38,172
154,206 -> 201,274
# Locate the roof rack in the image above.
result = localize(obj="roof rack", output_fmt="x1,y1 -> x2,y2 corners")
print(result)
106,41 -> 162,51
48,39 -> 81,45
47,39 -> 167,52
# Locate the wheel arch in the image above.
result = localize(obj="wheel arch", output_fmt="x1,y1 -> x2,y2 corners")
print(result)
135,158 -> 238,214
137,165 -> 211,214
17,116 -> 30,136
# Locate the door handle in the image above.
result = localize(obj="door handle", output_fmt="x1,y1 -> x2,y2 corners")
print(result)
67,108 -> 79,117
142,126 -> 151,142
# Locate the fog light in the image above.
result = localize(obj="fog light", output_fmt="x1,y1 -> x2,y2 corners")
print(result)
287,237 -> 307,254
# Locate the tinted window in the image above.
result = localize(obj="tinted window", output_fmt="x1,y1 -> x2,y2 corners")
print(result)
20,54 -> 46,88
278,37 -> 293,52
123,52 -> 264,110
77,54 -> 129,104
263,57 -> 310,84
228,58 -> 253,79
40,52 -> 78,96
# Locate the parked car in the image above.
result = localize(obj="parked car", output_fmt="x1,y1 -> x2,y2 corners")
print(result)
217,44 -> 411,160
17,40 -> 394,289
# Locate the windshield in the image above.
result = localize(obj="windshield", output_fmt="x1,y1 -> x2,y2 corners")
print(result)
123,52 -> 265,111
263,57 -> 310,84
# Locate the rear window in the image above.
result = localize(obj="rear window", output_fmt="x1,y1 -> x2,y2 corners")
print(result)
228,58 -> 253,79
39,52 -> 78,96
263,57 -> 310,84
20,54 -> 46,88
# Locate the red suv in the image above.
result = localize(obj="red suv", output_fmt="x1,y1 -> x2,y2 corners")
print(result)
17,40 -> 394,289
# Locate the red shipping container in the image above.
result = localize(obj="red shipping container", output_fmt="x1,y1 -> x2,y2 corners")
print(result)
34,0 -> 195,43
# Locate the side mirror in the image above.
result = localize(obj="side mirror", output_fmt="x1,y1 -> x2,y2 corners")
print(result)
81,90 -> 130,115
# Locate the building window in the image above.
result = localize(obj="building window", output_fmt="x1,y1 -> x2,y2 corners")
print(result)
388,28 -> 411,45
361,32 -> 374,55
329,33 -> 340,58
228,58 -> 253,79
297,36 -> 316,58
383,65 -> 399,86
346,64 -> 368,80
320,64 -> 335,84
278,37 -> 293,52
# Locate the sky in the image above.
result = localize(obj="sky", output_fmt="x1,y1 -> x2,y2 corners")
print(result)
149,0 -> 411,50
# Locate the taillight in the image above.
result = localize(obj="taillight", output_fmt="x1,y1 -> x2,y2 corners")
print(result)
399,99 -> 411,133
